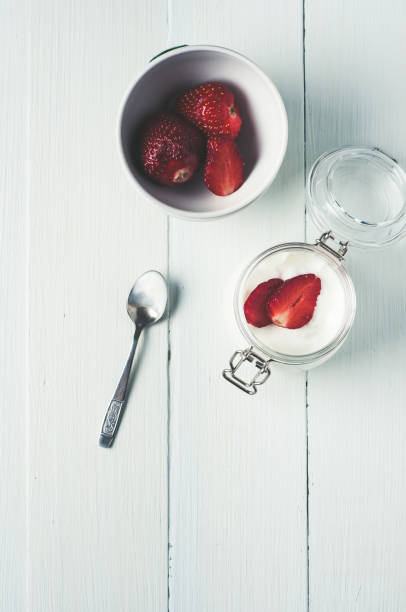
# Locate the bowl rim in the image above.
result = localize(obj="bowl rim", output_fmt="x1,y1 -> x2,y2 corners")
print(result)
118,44 -> 289,221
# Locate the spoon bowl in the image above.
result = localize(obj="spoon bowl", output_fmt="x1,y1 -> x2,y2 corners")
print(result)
127,270 -> 168,327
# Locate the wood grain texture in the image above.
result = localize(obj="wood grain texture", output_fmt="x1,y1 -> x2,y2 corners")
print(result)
305,1 -> 406,610
168,2 -> 308,610
3,1 -> 406,610
0,2 -> 28,610
29,2 -> 168,610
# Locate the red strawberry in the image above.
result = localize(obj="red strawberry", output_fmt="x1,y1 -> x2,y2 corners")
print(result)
244,278 -> 284,327
139,112 -> 204,186
175,82 -> 242,139
267,274 -> 321,329
203,136 -> 244,196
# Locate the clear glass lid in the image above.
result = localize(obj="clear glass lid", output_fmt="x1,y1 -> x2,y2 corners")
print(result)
307,147 -> 406,248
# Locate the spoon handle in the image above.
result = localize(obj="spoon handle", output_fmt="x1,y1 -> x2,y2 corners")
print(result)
99,326 -> 142,448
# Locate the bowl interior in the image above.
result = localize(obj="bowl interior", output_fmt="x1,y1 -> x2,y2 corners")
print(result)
120,47 -> 287,217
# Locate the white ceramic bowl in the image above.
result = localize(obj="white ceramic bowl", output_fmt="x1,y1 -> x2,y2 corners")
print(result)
120,45 -> 288,220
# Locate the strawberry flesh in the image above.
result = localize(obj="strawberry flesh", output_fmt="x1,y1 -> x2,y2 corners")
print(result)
203,136 -> 244,196
175,82 -> 242,139
244,278 -> 283,327
267,274 -> 321,329
138,111 -> 204,186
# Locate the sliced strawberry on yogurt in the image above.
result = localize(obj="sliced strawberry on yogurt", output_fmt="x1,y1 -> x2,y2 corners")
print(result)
267,274 -> 321,329
244,278 -> 283,327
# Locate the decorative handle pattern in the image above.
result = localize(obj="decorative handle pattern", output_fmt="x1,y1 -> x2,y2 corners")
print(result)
102,400 -> 123,435
99,327 -> 142,448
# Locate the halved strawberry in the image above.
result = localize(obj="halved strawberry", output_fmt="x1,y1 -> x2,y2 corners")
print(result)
175,82 -> 242,139
244,278 -> 283,327
267,274 -> 321,329
203,136 -> 244,196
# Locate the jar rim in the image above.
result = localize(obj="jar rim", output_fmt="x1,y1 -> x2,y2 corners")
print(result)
234,242 -> 356,365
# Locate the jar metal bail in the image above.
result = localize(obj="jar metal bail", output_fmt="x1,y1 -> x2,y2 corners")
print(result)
222,347 -> 272,395
315,231 -> 349,261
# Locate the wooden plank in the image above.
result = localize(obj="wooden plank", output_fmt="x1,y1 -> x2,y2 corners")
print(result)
306,1 -> 406,610
29,2 -> 168,610
168,2 -> 308,610
0,2 -> 28,610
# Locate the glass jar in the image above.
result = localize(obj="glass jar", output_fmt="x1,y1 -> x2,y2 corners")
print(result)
223,146 -> 406,394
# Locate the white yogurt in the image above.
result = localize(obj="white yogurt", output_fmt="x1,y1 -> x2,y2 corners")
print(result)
243,249 -> 347,356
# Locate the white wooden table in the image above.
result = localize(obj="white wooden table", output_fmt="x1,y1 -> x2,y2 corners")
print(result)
3,1 -> 406,610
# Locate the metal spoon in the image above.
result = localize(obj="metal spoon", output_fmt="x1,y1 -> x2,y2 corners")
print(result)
99,270 -> 168,448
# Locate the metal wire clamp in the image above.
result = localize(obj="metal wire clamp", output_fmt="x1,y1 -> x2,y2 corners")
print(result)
223,347 -> 272,395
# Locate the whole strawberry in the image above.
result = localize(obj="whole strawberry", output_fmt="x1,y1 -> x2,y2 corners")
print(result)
139,111 -> 204,186
203,136 -> 244,196
175,82 -> 242,139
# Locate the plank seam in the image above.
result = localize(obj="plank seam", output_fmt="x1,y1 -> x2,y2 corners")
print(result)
303,0 -> 308,240
166,4 -> 172,610
302,0 -> 310,610
166,6 -> 172,611
305,373 -> 310,612
166,214 -> 172,612
25,2 -> 31,608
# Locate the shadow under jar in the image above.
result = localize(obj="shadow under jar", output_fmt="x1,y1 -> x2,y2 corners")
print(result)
223,146 -> 406,394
